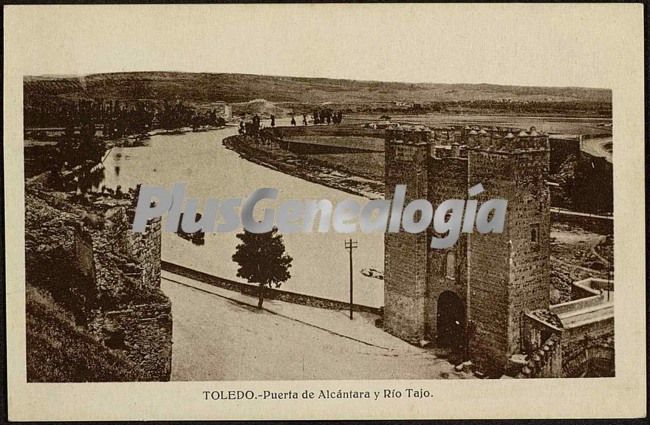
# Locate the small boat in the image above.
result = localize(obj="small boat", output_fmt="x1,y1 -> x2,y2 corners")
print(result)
361,267 -> 384,280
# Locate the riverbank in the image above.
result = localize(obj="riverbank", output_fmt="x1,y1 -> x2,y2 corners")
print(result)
223,134 -> 383,199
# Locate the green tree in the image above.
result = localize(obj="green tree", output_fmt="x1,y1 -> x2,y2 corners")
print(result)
232,228 -> 293,309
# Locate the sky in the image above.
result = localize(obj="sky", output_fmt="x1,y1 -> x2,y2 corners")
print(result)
5,4 -> 643,89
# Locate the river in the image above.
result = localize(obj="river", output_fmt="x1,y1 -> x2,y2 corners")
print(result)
100,124 -> 385,307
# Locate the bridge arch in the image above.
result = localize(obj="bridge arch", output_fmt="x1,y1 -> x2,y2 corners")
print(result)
584,346 -> 615,377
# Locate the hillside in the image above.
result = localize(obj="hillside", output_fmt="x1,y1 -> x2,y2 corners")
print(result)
24,71 -> 612,106
26,285 -> 140,382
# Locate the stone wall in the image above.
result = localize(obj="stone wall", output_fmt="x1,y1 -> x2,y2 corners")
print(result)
521,286 -> 614,378
88,300 -> 172,381
550,209 -> 613,234
162,261 -> 381,314
277,139 -> 379,155
560,317 -> 614,377
122,218 -> 162,290
74,203 -> 163,300
270,125 -> 385,138
519,333 -> 563,378
25,183 -> 172,381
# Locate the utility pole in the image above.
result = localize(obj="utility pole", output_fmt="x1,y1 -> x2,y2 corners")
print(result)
345,238 -> 358,320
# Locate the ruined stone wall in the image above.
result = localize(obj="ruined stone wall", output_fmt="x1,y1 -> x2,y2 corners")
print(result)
123,218 -> 162,289
78,205 -> 162,299
561,317 -> 614,377
74,230 -> 95,279
82,210 -> 171,381
383,130 -> 430,343
426,157 -> 468,341
88,300 -> 172,381
26,184 -> 172,381
522,290 -> 615,378
86,227 -> 142,299
517,332 -> 563,378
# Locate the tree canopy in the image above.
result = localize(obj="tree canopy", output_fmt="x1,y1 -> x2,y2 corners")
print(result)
232,228 -> 293,308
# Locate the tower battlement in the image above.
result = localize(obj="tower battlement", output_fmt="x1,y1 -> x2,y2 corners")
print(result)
465,127 -> 550,153
386,126 -> 431,145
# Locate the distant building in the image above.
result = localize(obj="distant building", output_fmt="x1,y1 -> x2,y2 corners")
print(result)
211,101 -> 232,120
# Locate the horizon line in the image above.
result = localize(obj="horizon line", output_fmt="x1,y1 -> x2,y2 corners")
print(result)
23,70 -> 612,92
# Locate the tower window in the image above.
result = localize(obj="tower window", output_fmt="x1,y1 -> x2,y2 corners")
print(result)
531,224 -> 540,243
445,251 -> 456,279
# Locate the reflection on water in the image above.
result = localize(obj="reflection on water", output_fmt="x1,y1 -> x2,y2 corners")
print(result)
100,126 -> 385,307
177,212 -> 205,246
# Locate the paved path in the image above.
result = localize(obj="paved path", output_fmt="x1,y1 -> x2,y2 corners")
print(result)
581,136 -> 612,163
161,273 -> 471,381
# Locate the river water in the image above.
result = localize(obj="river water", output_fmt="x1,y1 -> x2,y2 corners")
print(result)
100,124 -> 385,307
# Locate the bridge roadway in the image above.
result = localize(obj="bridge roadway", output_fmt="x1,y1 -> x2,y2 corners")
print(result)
161,271 -> 471,381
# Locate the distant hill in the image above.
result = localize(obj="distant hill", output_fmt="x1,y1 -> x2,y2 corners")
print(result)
24,71 -> 612,106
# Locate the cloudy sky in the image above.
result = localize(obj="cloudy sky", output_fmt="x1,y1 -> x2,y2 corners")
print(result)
6,4 -> 642,88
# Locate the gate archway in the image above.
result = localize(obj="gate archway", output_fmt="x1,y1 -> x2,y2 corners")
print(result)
436,291 -> 465,349
584,346 -> 615,377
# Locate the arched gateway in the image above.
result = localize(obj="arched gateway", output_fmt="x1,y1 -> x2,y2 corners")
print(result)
436,291 -> 465,349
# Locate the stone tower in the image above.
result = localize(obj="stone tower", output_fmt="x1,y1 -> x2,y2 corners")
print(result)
425,142 -> 469,348
466,128 -> 551,373
383,127 -> 432,343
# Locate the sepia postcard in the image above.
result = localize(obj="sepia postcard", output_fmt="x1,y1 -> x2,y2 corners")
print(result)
4,3 -> 646,421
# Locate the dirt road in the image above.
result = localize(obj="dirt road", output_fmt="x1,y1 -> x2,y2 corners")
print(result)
162,278 -> 470,381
